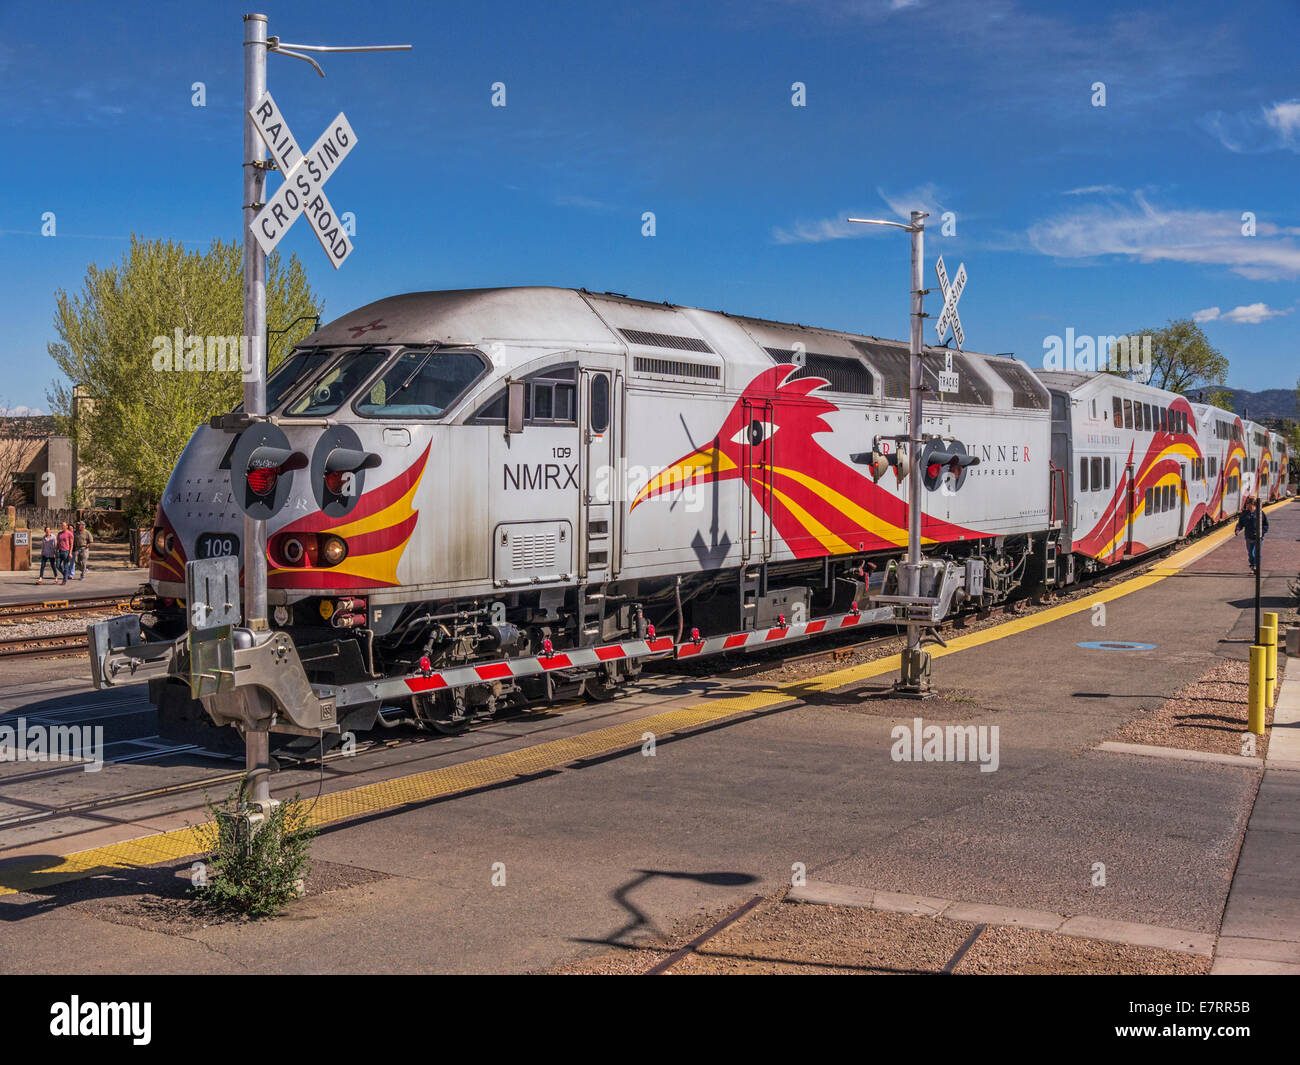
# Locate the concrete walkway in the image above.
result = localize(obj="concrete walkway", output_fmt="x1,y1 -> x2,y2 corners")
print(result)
0,541 -> 148,605
1213,662 -> 1300,974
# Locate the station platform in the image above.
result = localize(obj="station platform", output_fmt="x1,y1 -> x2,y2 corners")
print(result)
0,502 -> 1295,974
0,541 -> 148,606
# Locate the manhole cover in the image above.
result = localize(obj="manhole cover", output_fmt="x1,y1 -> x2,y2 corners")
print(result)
1076,641 -> 1157,651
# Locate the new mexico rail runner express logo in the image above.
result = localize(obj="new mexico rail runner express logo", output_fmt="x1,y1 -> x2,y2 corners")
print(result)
631,363 -> 984,557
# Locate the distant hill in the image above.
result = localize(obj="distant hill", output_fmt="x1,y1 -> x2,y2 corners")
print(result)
1186,387 -> 1298,421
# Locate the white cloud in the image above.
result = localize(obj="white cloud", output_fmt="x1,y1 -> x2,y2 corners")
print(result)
772,185 -> 947,244
1063,185 -> 1124,196
1202,98 -> 1300,154
1192,303 -> 1290,324
1027,192 -> 1300,281
772,212 -> 876,244
0,405 -> 43,416
877,182 -> 945,222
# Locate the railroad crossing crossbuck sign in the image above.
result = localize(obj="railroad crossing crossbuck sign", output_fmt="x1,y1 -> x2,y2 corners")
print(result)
248,91 -> 356,268
933,255 -> 967,350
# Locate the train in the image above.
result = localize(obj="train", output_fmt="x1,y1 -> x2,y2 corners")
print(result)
86,287 -> 1292,741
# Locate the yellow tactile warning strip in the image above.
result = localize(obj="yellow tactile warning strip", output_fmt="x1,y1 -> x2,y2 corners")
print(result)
0,502 -> 1286,898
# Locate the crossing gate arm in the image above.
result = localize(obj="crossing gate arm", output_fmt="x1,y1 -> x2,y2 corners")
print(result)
331,604 -> 898,710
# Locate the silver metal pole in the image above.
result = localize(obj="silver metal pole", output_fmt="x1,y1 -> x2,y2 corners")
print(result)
905,210 -> 925,684
242,13 -> 273,812
907,211 -> 924,580
242,12 -> 269,633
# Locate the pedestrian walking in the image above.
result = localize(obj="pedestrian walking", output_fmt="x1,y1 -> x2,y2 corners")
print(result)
55,522 -> 73,585
73,521 -> 93,580
1234,496 -> 1269,572
36,525 -> 57,584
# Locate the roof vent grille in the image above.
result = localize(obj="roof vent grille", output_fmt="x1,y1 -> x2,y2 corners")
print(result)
618,328 -> 714,354
633,356 -> 721,381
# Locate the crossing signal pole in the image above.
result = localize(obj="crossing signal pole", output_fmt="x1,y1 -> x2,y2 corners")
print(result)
847,210 -> 931,694
236,13 -> 410,817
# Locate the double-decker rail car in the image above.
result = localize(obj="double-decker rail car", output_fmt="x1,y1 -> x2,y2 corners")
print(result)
1243,421 -> 1267,502
1192,403 -> 1247,522
1274,431 -> 1294,501
1038,371 -> 1208,578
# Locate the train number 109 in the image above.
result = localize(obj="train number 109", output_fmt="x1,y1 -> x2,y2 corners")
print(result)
195,532 -> 240,559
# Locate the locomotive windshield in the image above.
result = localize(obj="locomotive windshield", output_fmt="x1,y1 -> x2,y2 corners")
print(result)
283,345 -> 392,417
354,347 -> 487,418
233,347 -> 335,413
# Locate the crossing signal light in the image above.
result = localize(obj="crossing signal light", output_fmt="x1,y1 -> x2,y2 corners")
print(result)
230,424 -> 308,520
321,446 -> 382,513
850,447 -> 906,484
311,427 -> 382,518
920,440 -> 979,492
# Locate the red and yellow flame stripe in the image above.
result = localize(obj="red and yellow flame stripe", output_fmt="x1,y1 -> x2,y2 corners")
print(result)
269,443 -> 431,590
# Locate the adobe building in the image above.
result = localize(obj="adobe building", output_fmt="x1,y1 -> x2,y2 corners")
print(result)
0,414 -> 129,519
0,416 -> 72,509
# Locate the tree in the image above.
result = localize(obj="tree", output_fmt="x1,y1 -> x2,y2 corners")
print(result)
1203,386 -> 1235,410
46,235 -> 321,507
1104,318 -> 1229,395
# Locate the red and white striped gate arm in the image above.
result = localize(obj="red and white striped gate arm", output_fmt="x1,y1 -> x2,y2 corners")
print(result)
673,604 -> 891,659
401,634 -> 677,695
367,603 -> 898,703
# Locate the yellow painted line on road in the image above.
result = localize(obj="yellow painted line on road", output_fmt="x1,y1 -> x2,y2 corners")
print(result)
0,504 -> 1284,898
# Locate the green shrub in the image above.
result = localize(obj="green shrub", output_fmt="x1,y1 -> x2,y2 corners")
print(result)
191,779 -> 316,918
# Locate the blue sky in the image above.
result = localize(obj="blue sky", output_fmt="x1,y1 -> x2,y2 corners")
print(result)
1,0 -> 1297,413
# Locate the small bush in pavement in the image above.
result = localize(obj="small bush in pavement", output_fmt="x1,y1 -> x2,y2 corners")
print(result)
191,778 -> 316,919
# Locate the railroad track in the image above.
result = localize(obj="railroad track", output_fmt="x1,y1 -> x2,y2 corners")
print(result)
0,697 -> 602,836
0,631 -> 89,658
0,591 -> 155,658
0,592 -> 153,623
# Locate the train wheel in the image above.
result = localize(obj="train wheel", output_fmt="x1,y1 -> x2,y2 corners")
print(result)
583,659 -> 641,701
583,675 -> 619,701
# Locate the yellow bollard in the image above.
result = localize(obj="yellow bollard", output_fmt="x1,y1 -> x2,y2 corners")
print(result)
1263,624 -> 1278,708
1264,611 -> 1279,637
1249,645 -> 1267,734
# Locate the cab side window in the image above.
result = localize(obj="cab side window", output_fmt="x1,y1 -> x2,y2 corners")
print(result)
472,364 -> 579,425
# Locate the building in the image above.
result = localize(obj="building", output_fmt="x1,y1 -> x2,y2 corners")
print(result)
0,414 -> 130,524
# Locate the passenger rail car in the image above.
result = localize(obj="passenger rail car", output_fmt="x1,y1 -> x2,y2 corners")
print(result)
1267,429 -> 1291,501
126,288 -> 1271,737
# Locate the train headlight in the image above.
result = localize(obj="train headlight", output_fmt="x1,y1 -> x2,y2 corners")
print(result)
280,536 -> 307,566
151,527 -> 173,558
319,535 -> 348,567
